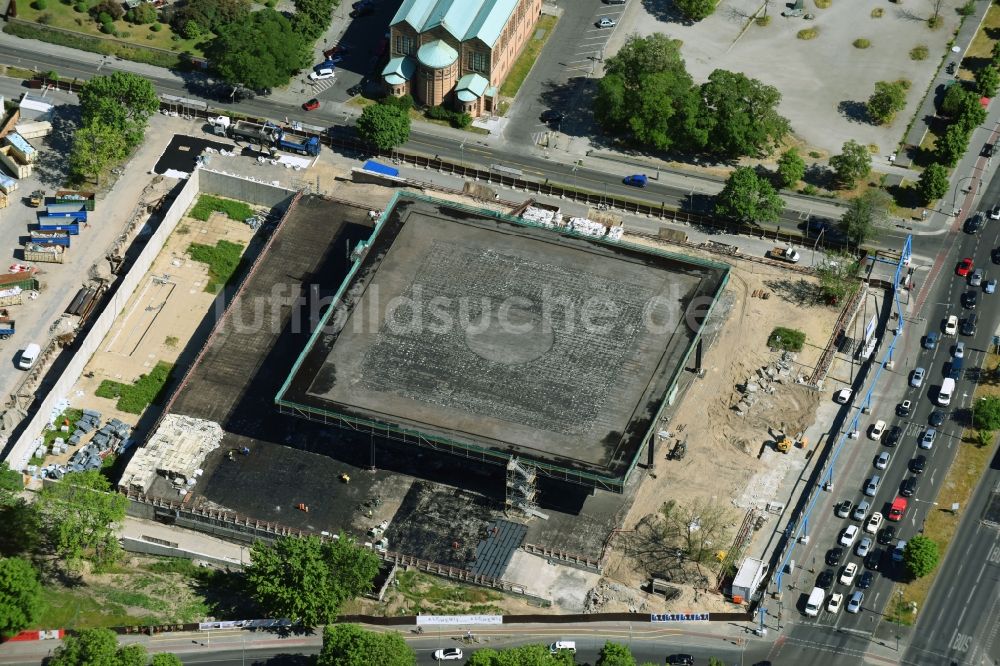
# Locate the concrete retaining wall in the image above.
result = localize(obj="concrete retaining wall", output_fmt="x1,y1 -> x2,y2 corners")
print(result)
121,535 -> 241,569
198,169 -> 296,210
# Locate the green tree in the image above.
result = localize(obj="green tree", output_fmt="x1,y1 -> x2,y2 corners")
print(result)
953,92 -> 988,133
975,65 -> 1000,98
708,659 -> 727,666
816,251 -> 861,303
992,41 -> 1000,67
151,655 -> 185,666
775,148 -> 806,189
50,628 -> 122,666
70,123 -> 128,185
674,0 -> 716,20
466,644 -> 574,666
291,0 -> 336,39
208,9 -> 310,90
714,166 -> 784,225
118,645 -> 148,666
939,83 -> 973,117
700,69 -> 790,158
594,34 -> 706,153
974,395 -> 1000,429
935,123 -> 972,167
829,139 -> 871,188
597,641 -> 636,666
356,104 -> 411,150
79,72 -> 160,151
0,557 -> 42,637
317,624 -> 414,666
903,535 -> 940,578
839,188 -> 891,247
246,534 -> 379,629
0,462 -> 22,507
125,2 -> 156,24
168,0 -> 248,34
36,470 -> 127,567
916,163 -> 949,204
866,81 -> 908,125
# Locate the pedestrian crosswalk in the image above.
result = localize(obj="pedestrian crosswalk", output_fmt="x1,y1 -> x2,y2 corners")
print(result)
309,78 -> 336,94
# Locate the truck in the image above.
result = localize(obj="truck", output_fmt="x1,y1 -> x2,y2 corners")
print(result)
277,132 -> 321,156
804,586 -> 825,617
768,246 -> 801,263
30,230 -> 71,247
23,243 -> 66,263
0,317 -> 14,340
53,190 -> 96,211
36,217 -> 80,235
730,558 -> 769,603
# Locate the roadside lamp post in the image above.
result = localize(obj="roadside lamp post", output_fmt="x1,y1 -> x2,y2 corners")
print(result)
952,175 -> 977,215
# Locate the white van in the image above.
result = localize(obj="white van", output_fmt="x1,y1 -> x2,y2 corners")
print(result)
17,343 -> 40,370
549,641 -> 576,654
938,378 -> 955,406
804,586 -> 824,617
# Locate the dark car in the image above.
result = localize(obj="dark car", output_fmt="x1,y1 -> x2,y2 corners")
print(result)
540,109 -> 565,123
858,571 -> 875,589
878,525 -> 897,545
302,98 -> 320,111
817,568 -> 835,589
350,5 -> 374,17
910,455 -> 927,474
347,83 -> 364,97
965,213 -> 984,234
864,548 -> 884,571
993,247 -> 1000,264
901,476 -> 918,497
826,547 -> 844,567
961,313 -> 978,336
923,332 -> 939,350
962,291 -> 979,309
802,218 -> 847,243
929,411 -> 945,427
666,656 -> 694,666
884,425 -> 902,448
897,401 -> 911,417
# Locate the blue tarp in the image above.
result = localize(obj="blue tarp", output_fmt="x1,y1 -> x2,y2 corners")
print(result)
363,160 -> 399,177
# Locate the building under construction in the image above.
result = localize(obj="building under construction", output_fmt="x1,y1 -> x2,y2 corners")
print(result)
276,193 -> 729,493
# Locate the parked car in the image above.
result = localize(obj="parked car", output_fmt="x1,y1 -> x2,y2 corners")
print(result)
836,500 -> 853,518
347,83 -> 364,97
944,315 -> 959,335
540,109 -> 565,123
929,411 -> 945,427
433,648 -> 464,661
852,500 -> 871,521
864,475 -> 881,497
835,388 -> 853,404
910,455 -> 927,474
856,536 -> 872,557
309,68 -> 335,81
910,367 -> 925,387
865,512 -> 883,534
840,524 -> 860,547
839,562 -> 858,585
827,592 -> 844,614
993,246 -> 1000,264
954,341 -> 965,358
923,331 -> 939,349
875,451 -> 890,470
884,425 -> 901,447
864,548 -> 883,571
817,568 -> 835,589
971,269 -> 985,286
962,313 -> 978,335
893,540 -> 907,562
826,547 -> 844,566
920,428 -> 936,450
596,17 -> 617,27
900,476 -> 918,497
878,525 -> 897,545
302,98 -> 320,111
991,205 -> 1000,220
987,279 -> 998,294
847,591 -> 864,613
858,570 -> 875,588
962,290 -> 979,309
897,400 -> 912,417
869,420 -> 886,441
957,258 -> 974,276
666,655 -> 693,666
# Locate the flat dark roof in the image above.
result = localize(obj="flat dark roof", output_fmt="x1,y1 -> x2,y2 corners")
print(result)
277,194 -> 729,488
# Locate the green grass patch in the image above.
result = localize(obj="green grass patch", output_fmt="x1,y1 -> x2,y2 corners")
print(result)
815,0 -> 831,7
42,408 -> 83,448
499,14 -> 558,98
101,589 -> 170,612
95,361 -> 173,414
871,7 -> 884,17
853,38 -> 871,48
767,327 -> 806,351
37,585 -> 151,629
392,570 -> 504,616
967,4 -> 1000,60
143,558 -> 204,576
910,45 -> 928,60
189,195 -> 255,222
186,240 -> 245,293
797,27 -> 819,39
3,21 -> 184,68
755,14 -> 771,26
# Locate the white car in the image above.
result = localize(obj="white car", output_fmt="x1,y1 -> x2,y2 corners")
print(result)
839,562 -> 858,585
847,591 -> 864,614
827,592 -> 844,614
910,367 -> 925,388
834,388 -> 853,404
839,524 -> 859,547
945,315 -> 959,335
433,648 -> 464,661
856,536 -> 872,557
865,512 -> 883,534
597,17 -> 617,27
875,451 -> 890,470
869,420 -> 886,441
309,68 -> 336,81
954,341 -> 965,358
920,428 -> 936,450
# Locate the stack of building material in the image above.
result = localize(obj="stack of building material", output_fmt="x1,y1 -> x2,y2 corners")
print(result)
119,414 -> 223,494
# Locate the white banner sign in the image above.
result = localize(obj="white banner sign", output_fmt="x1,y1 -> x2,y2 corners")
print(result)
650,612 -> 710,622
416,615 -> 503,626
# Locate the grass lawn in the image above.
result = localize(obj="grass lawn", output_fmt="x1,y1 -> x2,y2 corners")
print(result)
965,4 -> 1000,63
189,195 -> 254,223
891,352 -> 1000,623
95,361 -> 173,414
186,240 -> 245,293
499,14 -> 558,98
389,570 -> 504,616
42,408 -> 83,448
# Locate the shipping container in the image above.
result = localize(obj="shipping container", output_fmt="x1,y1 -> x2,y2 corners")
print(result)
29,230 -> 71,247
44,208 -> 87,221
36,218 -> 80,235
53,190 -> 95,210
23,243 -> 66,263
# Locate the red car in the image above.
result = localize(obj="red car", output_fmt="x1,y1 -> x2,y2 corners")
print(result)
302,98 -> 320,111
957,258 -> 974,276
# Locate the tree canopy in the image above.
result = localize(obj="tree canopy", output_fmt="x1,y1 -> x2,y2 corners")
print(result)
916,163 -> 949,205
596,641 -> 637,666
775,148 -> 805,189
935,123 -> 971,167
839,188 -> 891,247
317,624 -> 414,666
866,81 -> 908,125
36,470 -> 127,567
48,628 -> 175,666
356,104 -> 411,150
245,534 -> 380,628
70,123 -> 128,185
0,557 -> 42,637
674,0 -> 717,21
151,655 -> 185,666
816,251 -> 861,303
167,0 -> 248,35
974,395 -> 1000,430
699,69 -> 789,158
903,535 -> 940,578
209,9 -> 310,89
79,72 -> 159,151
0,462 -> 22,507
830,140 -> 872,188
975,65 -> 1000,98
291,0 -> 337,40
466,644 -> 575,666
714,166 -> 784,225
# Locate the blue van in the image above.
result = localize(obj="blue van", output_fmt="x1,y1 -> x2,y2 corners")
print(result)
623,174 -> 648,187
948,356 -> 964,380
